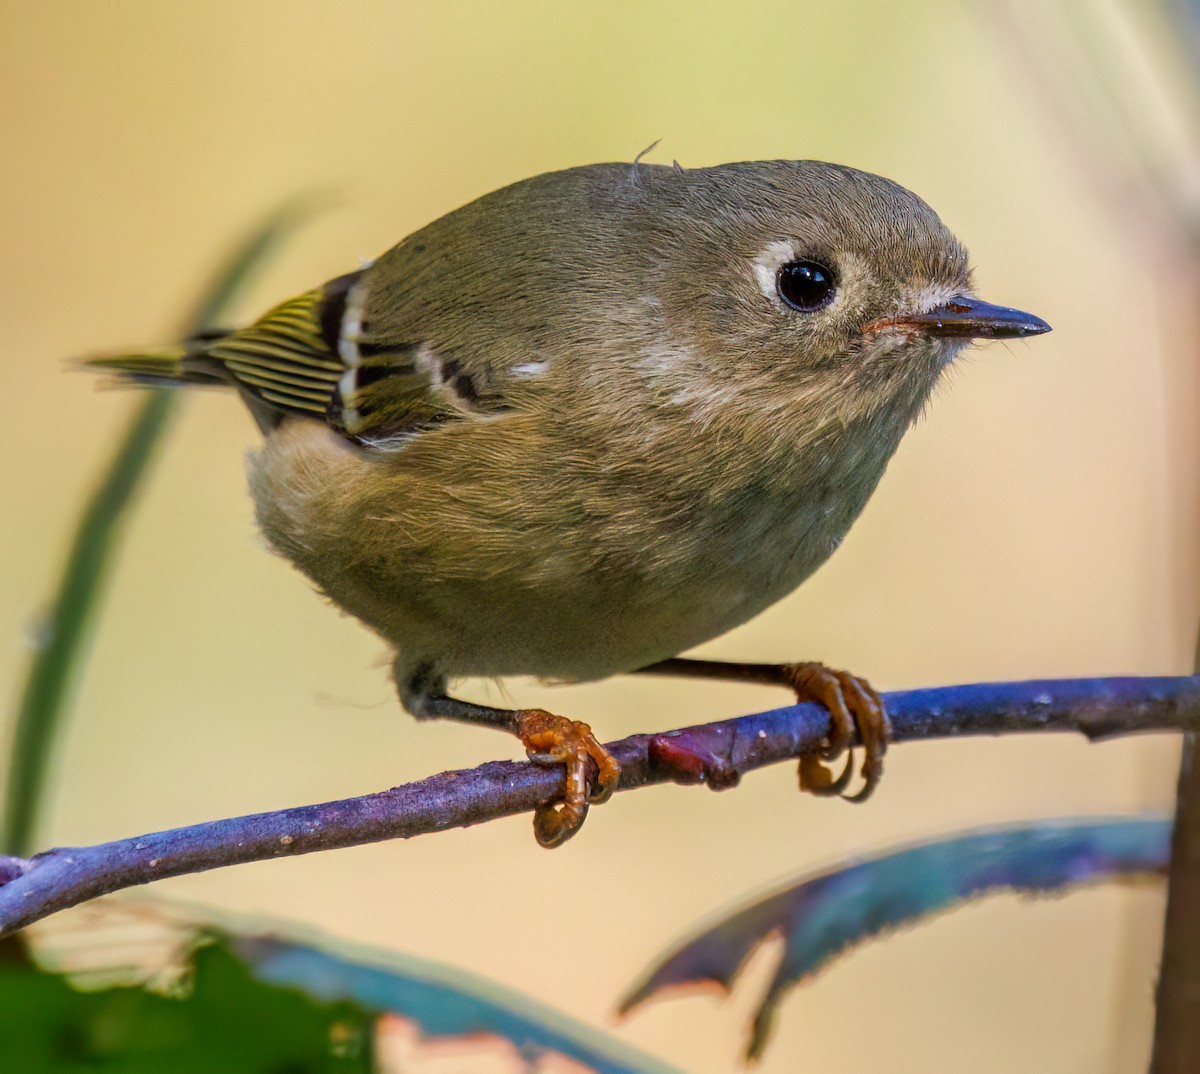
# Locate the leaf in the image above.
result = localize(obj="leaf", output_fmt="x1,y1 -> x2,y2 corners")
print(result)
2,198 -> 320,855
0,934 -> 373,1072
620,816 -> 1171,1062
233,928 -> 681,1074
26,901 -> 680,1074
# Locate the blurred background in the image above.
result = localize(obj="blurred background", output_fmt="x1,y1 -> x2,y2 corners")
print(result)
2,1 -> 1197,1071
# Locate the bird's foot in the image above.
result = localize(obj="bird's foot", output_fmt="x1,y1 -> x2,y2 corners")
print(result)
517,709 -> 620,847
781,663 -> 890,802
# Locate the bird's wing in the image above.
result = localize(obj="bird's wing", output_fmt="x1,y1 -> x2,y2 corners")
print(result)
205,270 -> 498,446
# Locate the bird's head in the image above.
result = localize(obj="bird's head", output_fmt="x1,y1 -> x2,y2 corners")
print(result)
641,160 -> 1049,425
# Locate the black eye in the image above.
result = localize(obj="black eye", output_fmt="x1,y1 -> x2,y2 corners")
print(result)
776,260 -> 836,312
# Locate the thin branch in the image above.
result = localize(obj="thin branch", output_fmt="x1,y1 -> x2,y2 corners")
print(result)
0,675 -> 1196,938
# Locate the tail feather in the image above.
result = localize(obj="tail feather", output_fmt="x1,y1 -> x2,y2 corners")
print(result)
85,339 -> 228,389
84,270 -> 363,432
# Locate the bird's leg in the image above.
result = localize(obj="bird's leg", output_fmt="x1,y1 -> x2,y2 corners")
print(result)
401,670 -> 620,847
634,657 -> 889,802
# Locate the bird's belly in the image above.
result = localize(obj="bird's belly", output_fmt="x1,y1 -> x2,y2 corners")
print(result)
249,420 -> 876,684
427,487 -> 854,681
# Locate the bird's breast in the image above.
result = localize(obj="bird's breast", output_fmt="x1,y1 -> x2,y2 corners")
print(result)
507,400 -> 908,678
247,401 -> 908,684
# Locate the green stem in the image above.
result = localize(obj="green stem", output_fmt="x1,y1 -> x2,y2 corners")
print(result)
3,392 -> 175,854
2,198 -> 318,855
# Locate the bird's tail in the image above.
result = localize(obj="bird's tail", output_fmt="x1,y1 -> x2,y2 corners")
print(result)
84,332 -> 230,389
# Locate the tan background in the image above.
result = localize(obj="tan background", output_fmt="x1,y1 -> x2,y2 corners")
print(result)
2,2 -> 1196,1071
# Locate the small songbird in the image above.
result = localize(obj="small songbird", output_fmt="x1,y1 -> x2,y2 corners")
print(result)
89,160 -> 1050,846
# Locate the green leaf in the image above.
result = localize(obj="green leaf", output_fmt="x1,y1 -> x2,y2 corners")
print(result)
232,928 -> 681,1074
0,935 -> 373,1072
9,910 -> 679,1074
620,816 -> 1171,1062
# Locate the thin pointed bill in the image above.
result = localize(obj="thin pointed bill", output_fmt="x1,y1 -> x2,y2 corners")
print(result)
880,296 -> 1052,340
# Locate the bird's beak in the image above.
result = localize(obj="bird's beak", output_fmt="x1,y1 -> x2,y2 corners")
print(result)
879,296 -> 1052,339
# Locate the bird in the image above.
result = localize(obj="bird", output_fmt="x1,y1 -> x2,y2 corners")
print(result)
88,159 -> 1051,847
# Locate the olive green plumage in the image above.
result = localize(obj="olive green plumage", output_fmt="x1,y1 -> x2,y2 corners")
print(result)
88,159 -> 1042,702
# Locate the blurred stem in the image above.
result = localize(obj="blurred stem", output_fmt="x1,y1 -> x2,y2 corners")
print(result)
2,392 -> 175,856
1153,733 -> 1200,1072
2,199 -> 317,856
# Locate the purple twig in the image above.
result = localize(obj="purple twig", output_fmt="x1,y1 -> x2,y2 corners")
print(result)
0,675 -> 1195,937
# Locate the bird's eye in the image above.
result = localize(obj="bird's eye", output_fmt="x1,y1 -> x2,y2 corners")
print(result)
776,260 -> 836,312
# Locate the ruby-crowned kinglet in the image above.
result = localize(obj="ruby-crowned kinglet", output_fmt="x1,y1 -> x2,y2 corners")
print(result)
90,160 -> 1050,846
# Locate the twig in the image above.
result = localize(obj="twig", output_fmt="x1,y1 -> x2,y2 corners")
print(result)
0,675 -> 1195,938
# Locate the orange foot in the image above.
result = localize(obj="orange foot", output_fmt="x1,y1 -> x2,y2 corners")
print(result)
781,663 -> 890,803
517,709 -> 621,847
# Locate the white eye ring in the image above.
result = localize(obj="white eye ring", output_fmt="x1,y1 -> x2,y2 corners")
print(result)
751,240 -> 799,301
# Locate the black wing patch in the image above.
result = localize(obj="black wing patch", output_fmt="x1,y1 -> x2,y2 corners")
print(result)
330,345 -> 486,446
205,272 -> 361,419
205,269 -> 492,446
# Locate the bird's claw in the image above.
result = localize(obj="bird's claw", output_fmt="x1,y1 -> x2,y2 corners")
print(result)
783,663 -> 890,802
517,709 -> 620,847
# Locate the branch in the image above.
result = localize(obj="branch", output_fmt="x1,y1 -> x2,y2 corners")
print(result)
1,675 -> 1196,937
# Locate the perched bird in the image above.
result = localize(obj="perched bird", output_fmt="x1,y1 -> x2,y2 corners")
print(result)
89,160 -> 1050,846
